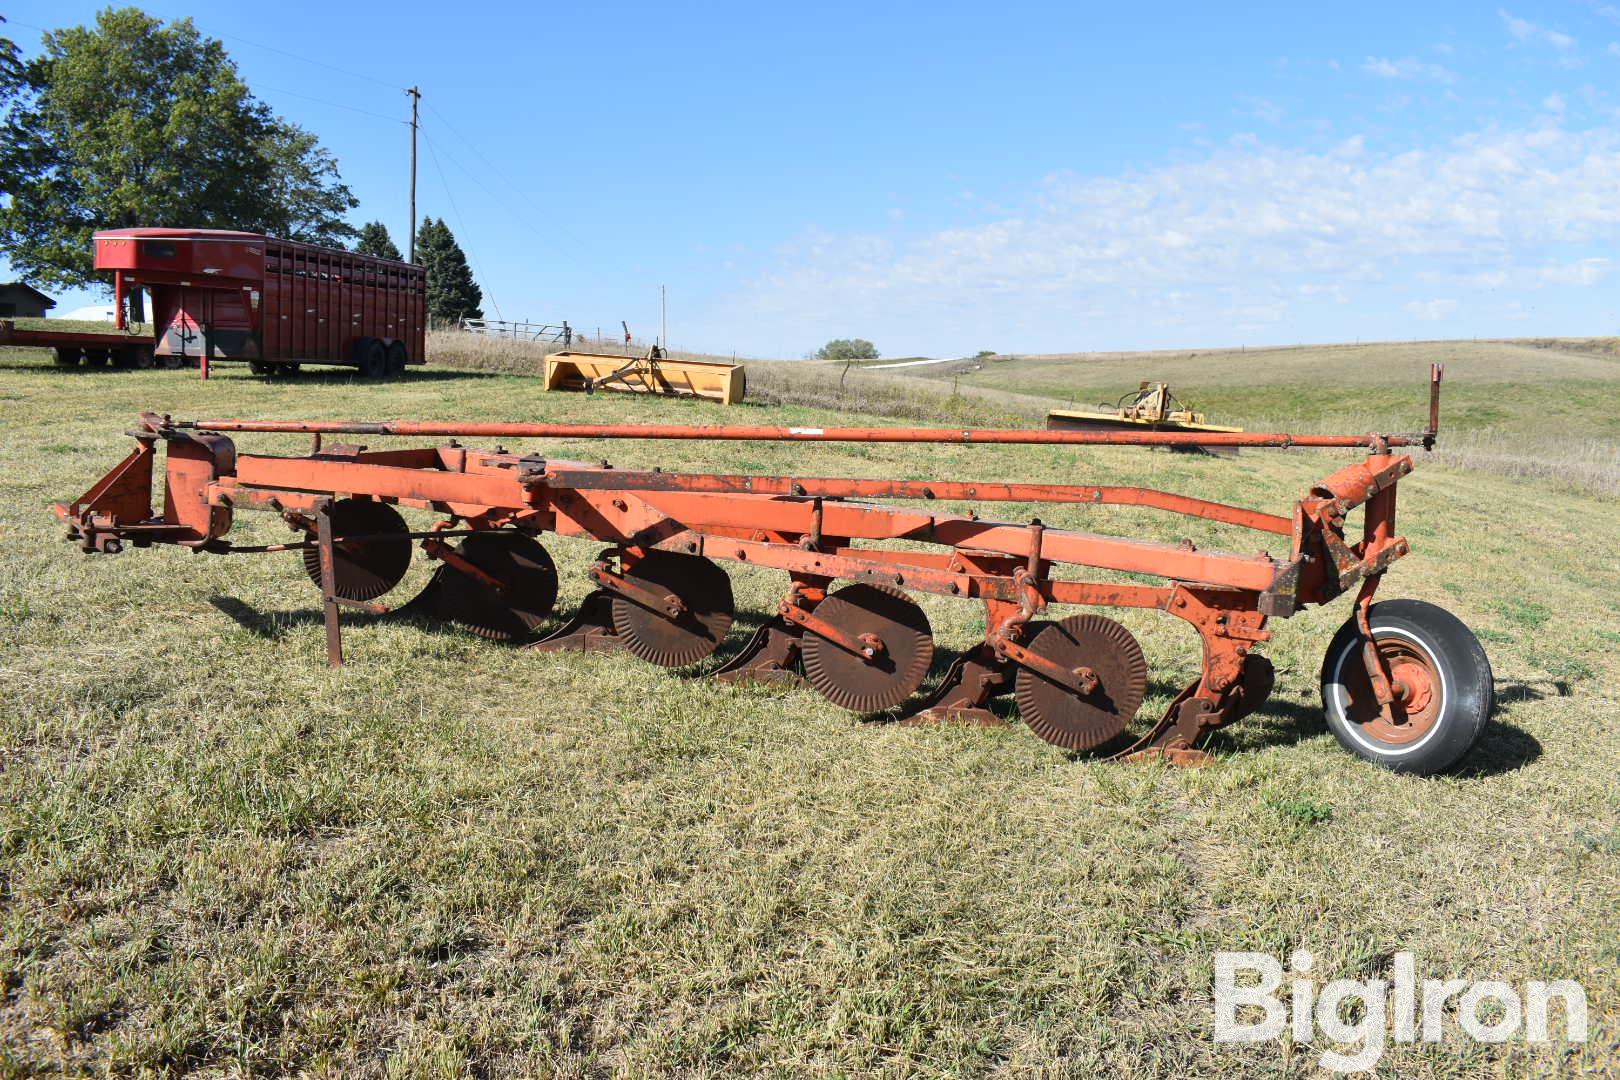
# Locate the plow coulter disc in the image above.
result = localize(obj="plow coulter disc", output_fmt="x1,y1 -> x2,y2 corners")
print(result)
301,498 -> 412,602
434,532 -> 559,640
1014,613 -> 1148,752
801,583 -> 934,713
610,551 -> 734,667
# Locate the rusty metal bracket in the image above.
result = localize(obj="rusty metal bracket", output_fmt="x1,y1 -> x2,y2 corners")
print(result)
589,561 -> 684,618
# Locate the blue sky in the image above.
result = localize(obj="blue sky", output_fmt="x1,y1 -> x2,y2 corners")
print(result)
6,1 -> 1620,356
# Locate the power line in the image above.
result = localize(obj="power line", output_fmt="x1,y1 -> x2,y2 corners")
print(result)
212,29 -> 405,91
257,85 -> 406,125
6,14 -> 403,94
422,101 -> 593,253
416,121 -> 568,259
422,131 -> 503,321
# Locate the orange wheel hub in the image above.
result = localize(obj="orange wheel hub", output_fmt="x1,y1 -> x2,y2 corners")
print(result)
1346,637 -> 1442,745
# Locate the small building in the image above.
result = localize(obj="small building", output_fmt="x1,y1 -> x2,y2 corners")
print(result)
0,283 -> 56,318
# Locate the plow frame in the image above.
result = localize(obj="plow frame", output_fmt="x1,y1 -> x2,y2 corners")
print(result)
54,367 -> 1444,762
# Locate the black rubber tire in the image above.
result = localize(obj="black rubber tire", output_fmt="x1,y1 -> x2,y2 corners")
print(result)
82,350 -> 109,368
249,360 -> 273,376
159,353 -> 184,370
53,347 -> 81,367
356,339 -> 387,379
385,341 -> 408,377
1319,599 -> 1493,775
269,363 -> 301,378
128,347 -> 154,370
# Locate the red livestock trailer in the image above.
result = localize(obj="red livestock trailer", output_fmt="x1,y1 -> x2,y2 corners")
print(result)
93,228 -> 426,378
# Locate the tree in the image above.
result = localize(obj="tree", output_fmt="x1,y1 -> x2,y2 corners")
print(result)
255,120 -> 360,248
0,8 -> 357,317
354,220 -> 401,261
816,338 -> 880,362
0,25 -> 23,109
415,217 -> 483,325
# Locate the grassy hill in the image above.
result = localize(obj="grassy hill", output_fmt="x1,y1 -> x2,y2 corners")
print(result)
0,339 -> 1615,1076
797,338 -> 1620,495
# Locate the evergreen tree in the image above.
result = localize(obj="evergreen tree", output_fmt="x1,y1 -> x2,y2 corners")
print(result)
0,8 -> 357,313
354,220 -> 402,261
415,217 -> 483,325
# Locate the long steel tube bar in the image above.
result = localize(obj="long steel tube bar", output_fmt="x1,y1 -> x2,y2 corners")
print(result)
173,418 -> 1427,449
539,469 -> 1295,534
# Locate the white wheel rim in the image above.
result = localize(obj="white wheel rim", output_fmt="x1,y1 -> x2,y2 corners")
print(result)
1328,626 -> 1449,757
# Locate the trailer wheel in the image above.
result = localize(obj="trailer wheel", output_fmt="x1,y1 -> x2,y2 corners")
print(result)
159,353 -> 184,370
128,347 -> 154,370
1319,599 -> 1493,775
82,349 -> 109,368
385,341 -> 408,377
53,347 -> 81,367
249,360 -> 272,376
357,339 -> 387,379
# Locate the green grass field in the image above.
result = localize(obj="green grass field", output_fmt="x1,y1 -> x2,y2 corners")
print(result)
1,339 -> 1616,1077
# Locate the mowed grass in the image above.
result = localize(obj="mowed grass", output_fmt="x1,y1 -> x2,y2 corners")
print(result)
0,343 -> 1617,1078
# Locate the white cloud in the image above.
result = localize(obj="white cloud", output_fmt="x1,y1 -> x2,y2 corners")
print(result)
1536,257 -> 1611,284
1609,41 -> 1620,56
1543,92 -> 1567,112
1239,96 -> 1286,125
732,124 -> 1620,350
1404,299 -> 1458,320
1500,9 -> 1577,49
1361,56 -> 1458,83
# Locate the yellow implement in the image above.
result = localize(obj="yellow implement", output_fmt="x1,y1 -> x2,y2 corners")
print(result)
1047,382 -> 1242,455
543,347 -> 746,405
1047,382 -> 1241,434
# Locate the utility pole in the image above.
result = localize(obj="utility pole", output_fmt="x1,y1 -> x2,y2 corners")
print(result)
406,86 -> 420,262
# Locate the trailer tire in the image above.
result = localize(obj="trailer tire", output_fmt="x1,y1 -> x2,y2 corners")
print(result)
385,341 -> 408,377
357,339 -> 387,379
53,347 -> 81,367
249,360 -> 271,376
128,347 -> 154,370
1319,599 -> 1493,775
159,353 -> 184,370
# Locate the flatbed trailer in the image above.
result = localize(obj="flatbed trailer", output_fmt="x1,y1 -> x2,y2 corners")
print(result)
0,319 -> 161,369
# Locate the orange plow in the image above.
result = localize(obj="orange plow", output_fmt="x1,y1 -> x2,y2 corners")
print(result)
53,365 -> 1493,774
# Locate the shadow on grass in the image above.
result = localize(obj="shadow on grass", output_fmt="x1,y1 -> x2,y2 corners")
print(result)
1495,677 -> 1572,701
1455,719 -> 1543,776
257,367 -> 506,386
2,359 -> 506,384
206,596 -> 1550,775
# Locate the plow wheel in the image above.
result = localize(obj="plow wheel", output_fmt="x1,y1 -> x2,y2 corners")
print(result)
1320,599 -> 1492,775
434,532 -> 559,640
801,583 -> 934,712
610,551 -> 734,667
301,498 -> 412,602
1014,613 -> 1148,752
